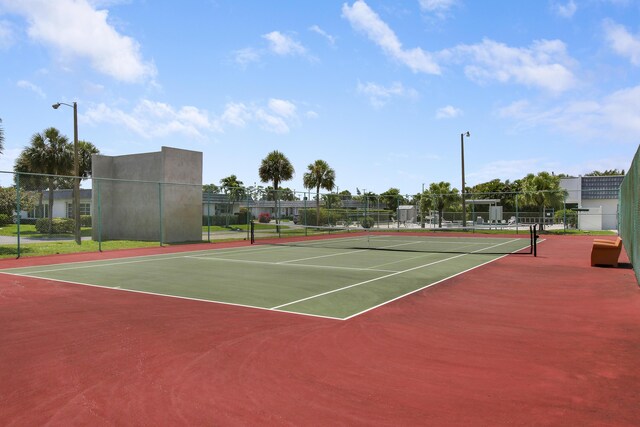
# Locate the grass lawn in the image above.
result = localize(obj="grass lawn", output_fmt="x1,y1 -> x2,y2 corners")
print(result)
0,239 -> 161,258
0,224 -> 93,238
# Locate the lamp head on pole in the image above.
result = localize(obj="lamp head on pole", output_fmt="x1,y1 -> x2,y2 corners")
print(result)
51,103 -> 61,109
463,131 -> 470,138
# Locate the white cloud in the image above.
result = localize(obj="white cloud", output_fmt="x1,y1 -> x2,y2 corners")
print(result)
1,0 -> 156,83
450,38 -> 576,93
498,85 -> 640,139
435,105 -> 462,119
233,47 -> 261,67
552,1 -> 577,18
255,109 -> 290,134
305,110 -> 319,119
84,100 -> 218,139
309,25 -> 336,46
0,19 -> 16,49
17,79 -> 46,98
268,98 -> 297,118
342,0 -> 441,74
603,19 -> 640,66
262,31 -> 306,56
419,0 -> 456,11
83,98 -> 307,138
220,102 -> 251,127
356,81 -> 417,108
470,158 -> 548,184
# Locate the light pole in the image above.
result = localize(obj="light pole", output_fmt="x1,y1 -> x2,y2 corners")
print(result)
52,101 -> 81,245
461,131 -> 470,228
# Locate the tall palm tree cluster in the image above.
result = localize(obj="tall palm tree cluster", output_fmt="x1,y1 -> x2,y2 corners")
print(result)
13,127 -> 99,226
257,151 -> 340,227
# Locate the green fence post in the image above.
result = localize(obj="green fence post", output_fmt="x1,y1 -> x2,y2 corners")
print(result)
97,179 -> 102,252
246,189 -> 251,241
16,173 -> 20,259
159,182 -> 164,246
515,193 -> 519,234
207,190 -> 211,243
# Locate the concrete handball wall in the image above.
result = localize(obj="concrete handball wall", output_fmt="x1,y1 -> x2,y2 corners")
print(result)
92,146 -> 202,243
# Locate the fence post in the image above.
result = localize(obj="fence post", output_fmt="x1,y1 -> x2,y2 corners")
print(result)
16,173 -> 20,259
515,193 -> 519,234
207,190 -> 211,243
97,179 -> 102,252
159,182 -> 164,246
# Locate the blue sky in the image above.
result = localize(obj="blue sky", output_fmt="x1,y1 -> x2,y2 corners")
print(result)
0,0 -> 638,195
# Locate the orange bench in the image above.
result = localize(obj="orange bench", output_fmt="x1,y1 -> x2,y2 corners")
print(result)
590,237 -> 623,267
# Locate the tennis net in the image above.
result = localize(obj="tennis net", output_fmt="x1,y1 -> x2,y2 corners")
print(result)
250,222 -> 538,256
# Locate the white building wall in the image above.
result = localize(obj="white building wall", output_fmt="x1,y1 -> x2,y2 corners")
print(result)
580,199 -> 618,230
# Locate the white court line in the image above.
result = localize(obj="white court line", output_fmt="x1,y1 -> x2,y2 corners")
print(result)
270,239 -> 520,310
343,237 -> 543,319
275,239 -> 428,265
343,254 -> 510,320
0,271 -> 344,321
1,244 -> 279,275
0,239 -> 546,320
367,241 -> 479,269
184,256 -> 398,273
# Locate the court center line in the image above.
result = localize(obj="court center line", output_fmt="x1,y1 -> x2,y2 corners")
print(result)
343,238 -> 544,320
183,256 -> 398,273
275,239 -> 428,265
366,242 -> 481,269
270,239 -> 520,310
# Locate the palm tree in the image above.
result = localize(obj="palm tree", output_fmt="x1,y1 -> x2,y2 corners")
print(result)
517,172 -> 567,227
220,174 -> 245,226
303,159 -> 335,225
258,151 -> 294,228
77,140 -> 100,178
427,182 -> 460,228
15,128 -> 73,232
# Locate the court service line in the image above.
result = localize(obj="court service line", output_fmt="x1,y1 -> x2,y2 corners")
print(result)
343,238 -> 544,319
343,254 -> 511,320
275,239 -> 426,265
270,239 -> 520,310
183,256 -> 398,273
0,271 -> 345,321
367,242 -> 480,269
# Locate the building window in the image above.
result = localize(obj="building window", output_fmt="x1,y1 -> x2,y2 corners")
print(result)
67,202 -> 91,218
29,204 -> 49,219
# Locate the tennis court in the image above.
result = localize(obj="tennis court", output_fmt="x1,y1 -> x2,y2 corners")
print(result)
0,231 -> 536,320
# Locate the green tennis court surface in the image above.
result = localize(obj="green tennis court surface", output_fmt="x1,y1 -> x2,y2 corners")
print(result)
0,234 -> 534,320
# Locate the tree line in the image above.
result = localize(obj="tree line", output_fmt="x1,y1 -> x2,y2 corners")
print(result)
203,148 -> 625,227
0,119 -> 626,227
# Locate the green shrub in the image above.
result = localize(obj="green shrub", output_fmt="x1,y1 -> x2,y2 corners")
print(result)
0,213 -> 11,226
17,218 -> 38,225
554,209 -> 577,228
80,215 -> 92,227
237,208 -> 252,224
361,217 -> 375,229
35,218 -> 75,234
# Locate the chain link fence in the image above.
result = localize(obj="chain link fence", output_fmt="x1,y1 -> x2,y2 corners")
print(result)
0,171 -> 625,258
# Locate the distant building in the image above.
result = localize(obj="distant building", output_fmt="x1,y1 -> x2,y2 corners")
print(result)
20,189 -> 92,220
560,175 -> 624,231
